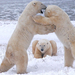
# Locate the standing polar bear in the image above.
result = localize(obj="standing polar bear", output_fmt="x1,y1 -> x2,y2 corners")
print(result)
32,5 -> 75,67
0,1 -> 56,74
32,39 -> 57,58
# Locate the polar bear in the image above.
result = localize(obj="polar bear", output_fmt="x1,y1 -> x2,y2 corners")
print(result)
32,39 -> 57,58
0,2 -> 56,74
32,5 -> 75,67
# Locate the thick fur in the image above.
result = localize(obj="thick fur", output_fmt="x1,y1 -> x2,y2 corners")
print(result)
32,5 -> 75,67
32,40 -> 38,54
50,40 -> 57,55
32,39 -> 57,58
0,2 -> 56,74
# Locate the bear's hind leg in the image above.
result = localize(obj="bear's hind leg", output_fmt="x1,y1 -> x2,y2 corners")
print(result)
0,57 -> 14,72
71,42 -> 75,59
15,52 -> 28,74
64,46 -> 74,67
16,61 -> 27,74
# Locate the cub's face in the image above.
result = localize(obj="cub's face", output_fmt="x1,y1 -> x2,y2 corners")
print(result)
36,40 -> 50,53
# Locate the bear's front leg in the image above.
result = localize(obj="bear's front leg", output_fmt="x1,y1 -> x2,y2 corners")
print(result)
43,49 -> 52,57
34,54 -> 42,58
34,48 -> 42,58
64,46 -> 74,67
32,15 -> 53,25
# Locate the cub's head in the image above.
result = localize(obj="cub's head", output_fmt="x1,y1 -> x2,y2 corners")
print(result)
45,5 -> 63,17
36,39 -> 51,53
26,1 -> 46,15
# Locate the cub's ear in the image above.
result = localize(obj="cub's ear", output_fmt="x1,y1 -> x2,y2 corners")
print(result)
49,41 -> 51,44
32,40 -> 38,54
33,2 -> 37,6
32,40 -> 38,47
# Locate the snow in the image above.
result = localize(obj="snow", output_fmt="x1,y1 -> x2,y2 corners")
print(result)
0,21 -> 75,75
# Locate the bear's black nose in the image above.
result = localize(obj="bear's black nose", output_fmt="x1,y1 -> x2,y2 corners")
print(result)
41,49 -> 43,51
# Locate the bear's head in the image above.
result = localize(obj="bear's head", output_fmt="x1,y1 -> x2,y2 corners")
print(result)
25,1 -> 47,15
44,5 -> 63,17
36,39 -> 51,53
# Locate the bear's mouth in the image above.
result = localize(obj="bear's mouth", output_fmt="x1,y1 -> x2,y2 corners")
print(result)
40,10 -> 43,14
41,8 -> 46,14
41,6 -> 47,14
41,10 -> 43,14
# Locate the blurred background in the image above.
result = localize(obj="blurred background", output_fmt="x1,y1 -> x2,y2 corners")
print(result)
0,0 -> 75,20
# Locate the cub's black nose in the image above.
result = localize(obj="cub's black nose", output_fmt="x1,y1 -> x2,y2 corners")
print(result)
41,49 -> 43,51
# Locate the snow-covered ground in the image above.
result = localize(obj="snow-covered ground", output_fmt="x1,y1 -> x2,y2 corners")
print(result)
0,21 -> 75,75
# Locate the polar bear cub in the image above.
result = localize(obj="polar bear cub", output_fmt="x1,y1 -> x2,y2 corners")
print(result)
32,39 -> 57,58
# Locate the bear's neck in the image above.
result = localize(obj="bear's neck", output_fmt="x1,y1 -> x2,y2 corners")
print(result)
22,8 -> 37,16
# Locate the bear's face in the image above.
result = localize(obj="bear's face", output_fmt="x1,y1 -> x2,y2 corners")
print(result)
36,39 -> 51,53
27,1 -> 47,15
32,1 -> 47,14
45,5 -> 62,17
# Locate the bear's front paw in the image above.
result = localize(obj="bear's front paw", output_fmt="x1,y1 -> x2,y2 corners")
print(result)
32,15 -> 42,24
51,24 -> 56,32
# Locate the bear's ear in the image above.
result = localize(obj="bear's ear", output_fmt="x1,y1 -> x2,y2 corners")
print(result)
32,40 -> 38,47
47,43 -> 48,44
33,2 -> 37,6
49,41 -> 51,43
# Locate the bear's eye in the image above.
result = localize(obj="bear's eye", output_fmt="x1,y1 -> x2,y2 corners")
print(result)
40,45 -> 41,46
44,45 -> 45,47
34,3 -> 36,5
41,3 -> 43,5
47,43 -> 48,44
33,3 -> 36,6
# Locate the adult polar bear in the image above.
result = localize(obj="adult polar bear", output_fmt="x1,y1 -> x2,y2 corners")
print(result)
32,5 -> 75,67
0,1 -> 56,74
